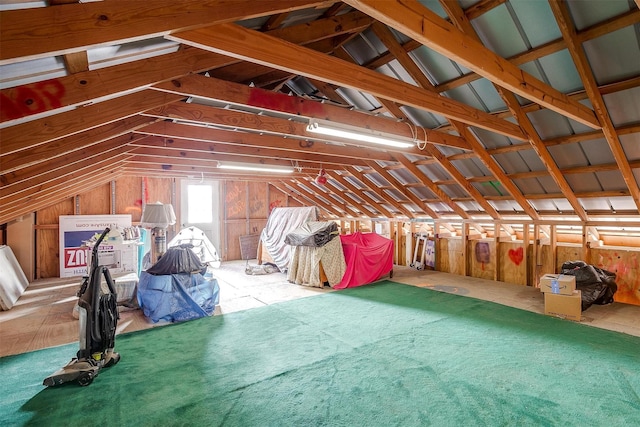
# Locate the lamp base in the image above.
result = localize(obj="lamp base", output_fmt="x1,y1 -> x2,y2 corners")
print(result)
150,227 -> 167,263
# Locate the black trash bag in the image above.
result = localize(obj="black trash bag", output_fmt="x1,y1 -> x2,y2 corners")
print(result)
146,244 -> 206,276
560,260 -> 617,311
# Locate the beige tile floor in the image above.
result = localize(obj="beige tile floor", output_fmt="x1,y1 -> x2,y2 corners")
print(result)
1,260 -> 638,358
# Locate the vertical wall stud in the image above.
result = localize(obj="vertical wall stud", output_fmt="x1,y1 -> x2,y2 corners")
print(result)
110,180 -> 116,214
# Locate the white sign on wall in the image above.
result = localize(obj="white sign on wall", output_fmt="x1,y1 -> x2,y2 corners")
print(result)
59,215 -> 132,278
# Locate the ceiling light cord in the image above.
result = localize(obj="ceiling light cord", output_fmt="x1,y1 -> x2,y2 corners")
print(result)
404,120 -> 428,151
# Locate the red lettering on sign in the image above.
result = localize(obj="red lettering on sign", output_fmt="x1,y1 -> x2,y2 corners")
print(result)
64,247 -> 88,269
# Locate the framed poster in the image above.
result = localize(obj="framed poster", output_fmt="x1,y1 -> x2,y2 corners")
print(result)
59,215 -> 132,278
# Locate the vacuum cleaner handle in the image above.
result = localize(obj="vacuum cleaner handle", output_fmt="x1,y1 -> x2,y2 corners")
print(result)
93,227 -> 111,252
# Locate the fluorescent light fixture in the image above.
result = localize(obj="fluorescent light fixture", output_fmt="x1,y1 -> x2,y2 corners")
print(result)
217,161 -> 294,174
307,119 -> 415,149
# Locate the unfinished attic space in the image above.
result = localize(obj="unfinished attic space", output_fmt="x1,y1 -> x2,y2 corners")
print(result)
1,1 -> 640,424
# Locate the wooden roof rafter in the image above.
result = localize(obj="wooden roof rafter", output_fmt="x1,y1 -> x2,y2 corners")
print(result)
167,23 -> 528,140
344,0 -> 600,129
440,0 -> 589,221
549,0 -> 640,213
368,21 -> 504,221
346,166 -> 416,219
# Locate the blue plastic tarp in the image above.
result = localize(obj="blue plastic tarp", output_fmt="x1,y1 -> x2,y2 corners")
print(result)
137,271 -> 220,323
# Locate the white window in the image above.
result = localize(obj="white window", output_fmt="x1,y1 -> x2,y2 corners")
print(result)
187,184 -> 213,223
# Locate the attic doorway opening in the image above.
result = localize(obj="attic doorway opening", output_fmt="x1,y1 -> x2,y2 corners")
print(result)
180,179 -> 222,260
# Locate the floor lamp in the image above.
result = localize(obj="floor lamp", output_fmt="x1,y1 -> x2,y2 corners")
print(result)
140,202 -> 176,264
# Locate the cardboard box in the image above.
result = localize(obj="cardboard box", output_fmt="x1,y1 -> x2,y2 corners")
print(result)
539,274 -> 576,295
544,290 -> 582,321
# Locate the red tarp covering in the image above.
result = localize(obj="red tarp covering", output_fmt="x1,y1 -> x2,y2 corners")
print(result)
334,232 -> 394,289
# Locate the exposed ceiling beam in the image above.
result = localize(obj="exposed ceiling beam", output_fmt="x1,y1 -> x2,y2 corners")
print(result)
0,0 -> 334,64
1,91 -> 182,154
152,74 -> 471,151
130,136 -> 370,169
435,8 -> 640,93
549,0 -> 640,212
271,181 -> 343,217
1,144 -> 135,203
395,156 -> 470,219
134,121 -> 396,163
167,23 -> 528,140
440,0 -> 589,221
326,170 -> 395,218
1,116 -> 155,174
1,134 -> 140,192
365,161 -> 440,218
347,166 -> 416,218
143,103 -> 455,166
343,0 -> 600,129
370,21 -> 503,221
0,160 -> 127,223
0,9 -> 369,125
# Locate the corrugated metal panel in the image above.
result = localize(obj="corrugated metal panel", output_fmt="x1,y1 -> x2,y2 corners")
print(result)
509,0 -> 561,47
566,0 -> 632,31
409,45 -> 466,84
471,4 -> 526,57
0,56 -> 65,89
604,87 -> 640,126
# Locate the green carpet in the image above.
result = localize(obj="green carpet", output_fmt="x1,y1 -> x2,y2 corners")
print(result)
1,281 -> 639,426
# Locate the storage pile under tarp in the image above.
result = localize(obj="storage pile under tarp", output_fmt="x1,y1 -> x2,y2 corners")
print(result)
259,206 -> 318,272
137,245 -> 220,323
286,221 -> 346,288
335,232 -> 394,289
560,261 -> 617,311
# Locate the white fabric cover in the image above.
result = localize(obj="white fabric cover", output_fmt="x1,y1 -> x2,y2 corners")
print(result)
260,207 -> 318,272
0,246 -> 29,310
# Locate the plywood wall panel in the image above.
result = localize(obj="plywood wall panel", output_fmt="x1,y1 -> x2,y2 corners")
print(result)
590,248 -> 639,306
224,220 -> 245,261
536,244 -> 556,278
469,240 -> 495,281
116,176 -> 143,222
144,177 -> 173,205
268,185 -> 287,214
498,242 -> 527,285
225,181 -> 247,220
248,182 -> 268,219
36,198 -> 73,278
437,238 -> 464,275
79,183 -> 110,215
249,219 -> 267,237
557,245 -> 583,269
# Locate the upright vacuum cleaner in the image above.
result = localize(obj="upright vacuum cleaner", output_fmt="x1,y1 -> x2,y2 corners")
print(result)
44,227 -> 121,387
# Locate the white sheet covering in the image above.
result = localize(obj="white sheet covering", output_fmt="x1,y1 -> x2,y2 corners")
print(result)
288,237 -> 346,288
260,206 -> 318,272
0,245 -> 29,310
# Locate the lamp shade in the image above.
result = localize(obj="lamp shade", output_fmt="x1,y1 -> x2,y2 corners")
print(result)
140,202 -> 171,228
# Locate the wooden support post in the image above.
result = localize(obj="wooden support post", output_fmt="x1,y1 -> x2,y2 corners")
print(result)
523,223 -> 530,286
462,222 -> 468,277
395,221 -> 403,266
493,222 -> 500,281
582,225 -> 591,265
550,225 -> 557,273
533,224 -> 541,285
